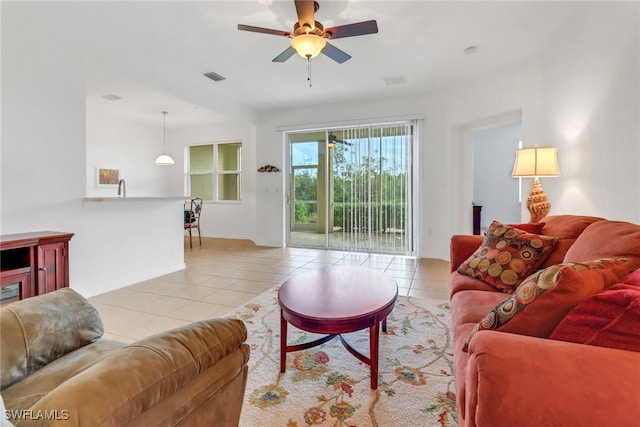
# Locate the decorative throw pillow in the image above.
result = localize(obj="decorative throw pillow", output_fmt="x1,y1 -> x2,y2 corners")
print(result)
457,220 -> 558,293
549,283 -> 640,352
462,258 -> 633,351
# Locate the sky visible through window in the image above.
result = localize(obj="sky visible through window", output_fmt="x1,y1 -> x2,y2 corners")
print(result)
291,137 -> 408,174
291,141 -> 318,166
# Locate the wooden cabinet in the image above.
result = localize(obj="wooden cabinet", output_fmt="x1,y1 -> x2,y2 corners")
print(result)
0,231 -> 73,305
37,241 -> 69,295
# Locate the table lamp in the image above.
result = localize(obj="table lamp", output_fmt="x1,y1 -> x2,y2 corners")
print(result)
512,146 -> 560,223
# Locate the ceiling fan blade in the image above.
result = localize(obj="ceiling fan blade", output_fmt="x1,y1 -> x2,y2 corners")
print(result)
321,42 -> 351,64
237,24 -> 291,37
294,0 -> 316,28
272,46 -> 297,63
324,20 -> 378,39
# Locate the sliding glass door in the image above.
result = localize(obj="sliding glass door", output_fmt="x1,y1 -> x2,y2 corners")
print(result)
287,121 -> 416,256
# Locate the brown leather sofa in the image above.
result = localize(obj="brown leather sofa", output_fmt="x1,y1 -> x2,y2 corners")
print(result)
1,288 -> 249,426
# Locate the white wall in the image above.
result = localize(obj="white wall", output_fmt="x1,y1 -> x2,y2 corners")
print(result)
86,112 -> 175,197
170,123 -> 258,241
541,2 -> 640,220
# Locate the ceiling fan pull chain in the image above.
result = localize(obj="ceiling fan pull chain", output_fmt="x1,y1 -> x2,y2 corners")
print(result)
307,57 -> 312,87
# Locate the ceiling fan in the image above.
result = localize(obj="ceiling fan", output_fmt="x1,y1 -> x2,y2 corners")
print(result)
326,132 -> 352,147
238,0 -> 378,64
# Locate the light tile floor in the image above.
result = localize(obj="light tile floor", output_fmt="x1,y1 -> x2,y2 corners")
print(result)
89,238 -> 451,343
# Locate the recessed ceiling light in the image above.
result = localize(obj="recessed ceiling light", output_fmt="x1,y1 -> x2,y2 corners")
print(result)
101,94 -> 122,101
464,46 -> 478,55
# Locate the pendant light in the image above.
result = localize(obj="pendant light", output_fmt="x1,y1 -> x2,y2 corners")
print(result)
154,111 -> 175,166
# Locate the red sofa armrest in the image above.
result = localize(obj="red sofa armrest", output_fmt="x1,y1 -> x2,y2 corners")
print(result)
464,331 -> 640,427
450,235 -> 483,273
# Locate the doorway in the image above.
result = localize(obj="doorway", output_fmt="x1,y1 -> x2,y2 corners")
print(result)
287,122 -> 416,255
472,122 -> 523,233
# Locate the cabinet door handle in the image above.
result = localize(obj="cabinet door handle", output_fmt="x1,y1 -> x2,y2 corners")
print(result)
39,267 -> 47,272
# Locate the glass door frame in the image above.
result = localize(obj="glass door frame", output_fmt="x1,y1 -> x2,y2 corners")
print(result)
285,122 -> 419,257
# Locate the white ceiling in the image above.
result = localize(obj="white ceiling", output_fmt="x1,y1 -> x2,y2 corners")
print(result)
9,1 -> 580,128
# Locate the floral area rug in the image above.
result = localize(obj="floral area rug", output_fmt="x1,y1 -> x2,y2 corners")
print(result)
226,285 -> 457,427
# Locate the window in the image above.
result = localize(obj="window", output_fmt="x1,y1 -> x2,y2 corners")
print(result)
187,142 -> 242,201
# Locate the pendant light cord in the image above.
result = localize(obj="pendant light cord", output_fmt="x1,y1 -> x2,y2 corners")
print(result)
162,111 -> 168,152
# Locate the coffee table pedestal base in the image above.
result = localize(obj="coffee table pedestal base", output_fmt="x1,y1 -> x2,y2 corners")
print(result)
280,310 -> 388,389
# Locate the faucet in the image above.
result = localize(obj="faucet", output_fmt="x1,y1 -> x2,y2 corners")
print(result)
117,179 -> 126,198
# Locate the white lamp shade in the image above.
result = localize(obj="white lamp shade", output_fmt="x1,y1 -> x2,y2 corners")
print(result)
291,34 -> 326,59
512,147 -> 560,177
154,153 -> 175,165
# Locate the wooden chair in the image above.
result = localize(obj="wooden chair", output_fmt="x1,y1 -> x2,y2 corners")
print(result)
184,198 -> 203,248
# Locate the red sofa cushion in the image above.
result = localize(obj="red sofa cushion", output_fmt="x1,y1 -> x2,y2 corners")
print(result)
563,220 -> 640,269
507,222 -> 545,234
540,215 -> 605,240
464,330 -> 640,427
550,283 -> 640,352
449,271 -> 497,300
622,268 -> 640,286
537,215 -> 604,269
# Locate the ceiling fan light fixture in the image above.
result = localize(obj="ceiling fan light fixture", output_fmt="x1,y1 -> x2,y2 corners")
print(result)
291,34 -> 326,59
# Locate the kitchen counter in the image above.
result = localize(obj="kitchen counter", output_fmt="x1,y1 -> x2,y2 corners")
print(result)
83,196 -> 186,203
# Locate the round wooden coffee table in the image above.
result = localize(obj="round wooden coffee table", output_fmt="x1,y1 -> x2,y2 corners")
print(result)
278,266 -> 398,389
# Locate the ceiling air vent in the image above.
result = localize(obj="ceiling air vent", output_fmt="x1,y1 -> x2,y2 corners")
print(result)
203,72 -> 226,82
101,94 -> 122,101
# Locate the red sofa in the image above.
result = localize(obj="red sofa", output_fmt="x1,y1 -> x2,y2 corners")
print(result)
449,215 -> 640,427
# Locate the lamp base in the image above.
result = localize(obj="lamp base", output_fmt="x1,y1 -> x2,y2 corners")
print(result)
526,177 -> 551,223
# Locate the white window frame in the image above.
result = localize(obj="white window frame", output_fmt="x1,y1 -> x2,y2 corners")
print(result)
185,141 -> 242,203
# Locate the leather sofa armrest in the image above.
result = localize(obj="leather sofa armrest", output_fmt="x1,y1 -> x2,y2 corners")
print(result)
24,318 -> 249,427
464,331 -> 640,427
450,235 -> 483,273
1,288 -> 103,389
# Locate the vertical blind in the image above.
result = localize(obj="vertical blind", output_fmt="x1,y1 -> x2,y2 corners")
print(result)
331,122 -> 414,255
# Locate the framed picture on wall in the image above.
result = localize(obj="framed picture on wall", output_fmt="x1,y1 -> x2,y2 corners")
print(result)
96,167 -> 120,187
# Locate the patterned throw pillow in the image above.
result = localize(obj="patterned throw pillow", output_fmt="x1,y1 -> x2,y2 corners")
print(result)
457,220 -> 558,293
462,258 -> 633,351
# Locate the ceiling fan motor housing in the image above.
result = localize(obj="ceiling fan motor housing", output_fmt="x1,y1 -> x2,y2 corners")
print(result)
293,21 -> 325,37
